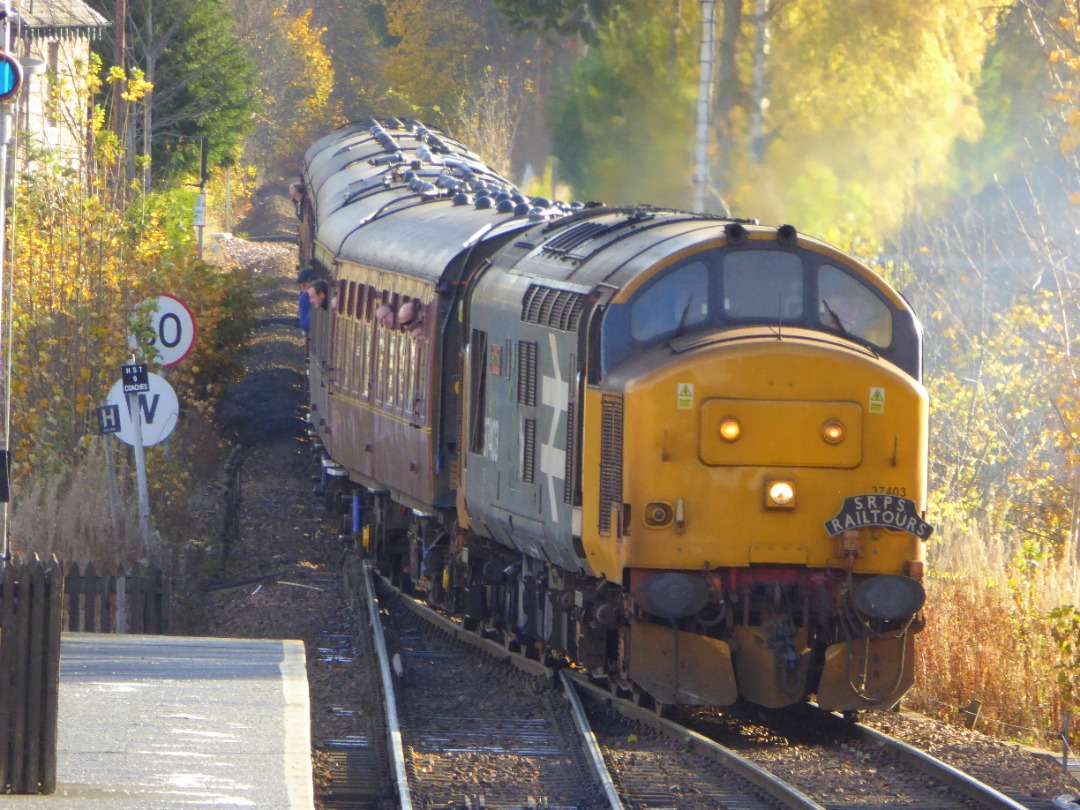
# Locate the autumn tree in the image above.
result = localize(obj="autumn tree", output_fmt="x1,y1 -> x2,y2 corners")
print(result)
328,0 -> 553,174
242,7 -> 338,175
6,57 -> 256,565
547,0 -> 996,242
733,0 -> 996,243
894,0 -> 1080,553
90,0 -> 261,184
547,0 -> 699,207
492,0 -> 618,39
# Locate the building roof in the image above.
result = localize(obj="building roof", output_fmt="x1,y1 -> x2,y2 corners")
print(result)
15,0 -> 110,41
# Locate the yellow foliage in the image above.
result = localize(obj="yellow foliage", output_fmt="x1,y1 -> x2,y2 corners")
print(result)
5,53 -> 256,568
248,8 -> 339,173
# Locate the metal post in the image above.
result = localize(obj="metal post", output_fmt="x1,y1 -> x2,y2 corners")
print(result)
197,135 -> 207,259
749,0 -> 769,162
693,0 -> 716,213
196,195 -> 205,259
103,436 -> 121,541
1062,711 -> 1072,772
225,165 -> 231,234
0,0 -> 13,561
125,390 -> 152,549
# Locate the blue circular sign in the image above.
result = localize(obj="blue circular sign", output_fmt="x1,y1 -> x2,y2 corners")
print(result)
0,54 -> 22,103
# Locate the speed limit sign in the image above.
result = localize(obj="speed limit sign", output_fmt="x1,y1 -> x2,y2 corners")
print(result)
139,294 -> 196,367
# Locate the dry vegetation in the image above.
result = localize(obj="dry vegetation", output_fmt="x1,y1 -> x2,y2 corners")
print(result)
910,522 -> 1080,752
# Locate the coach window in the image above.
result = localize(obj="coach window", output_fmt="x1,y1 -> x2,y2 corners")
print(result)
817,264 -> 892,347
630,260 -> 709,343
723,250 -> 802,320
363,292 -> 377,399
376,293 -> 394,406
351,284 -> 366,396
336,282 -> 351,389
402,303 -> 416,414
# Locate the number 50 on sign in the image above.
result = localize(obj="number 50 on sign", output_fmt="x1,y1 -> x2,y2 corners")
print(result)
134,294 -> 197,367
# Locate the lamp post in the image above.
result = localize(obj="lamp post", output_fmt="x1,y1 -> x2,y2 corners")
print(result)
0,0 -> 20,562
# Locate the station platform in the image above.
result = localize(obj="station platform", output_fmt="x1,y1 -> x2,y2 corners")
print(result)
4,633 -> 314,808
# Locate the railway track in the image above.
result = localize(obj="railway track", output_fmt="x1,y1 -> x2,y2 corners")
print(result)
328,552 -> 1066,809
359,559 -> 827,809
685,702 -> 1060,809
317,557 -> 397,809
566,673 -> 819,809
375,572 -> 604,809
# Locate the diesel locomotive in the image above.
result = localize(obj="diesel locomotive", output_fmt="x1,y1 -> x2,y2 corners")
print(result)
299,119 -> 932,713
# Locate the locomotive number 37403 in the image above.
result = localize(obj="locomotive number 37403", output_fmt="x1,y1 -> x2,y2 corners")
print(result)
871,485 -> 907,496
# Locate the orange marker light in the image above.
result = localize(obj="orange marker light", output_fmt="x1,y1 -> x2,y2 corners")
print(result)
719,417 -> 741,442
822,419 -> 845,444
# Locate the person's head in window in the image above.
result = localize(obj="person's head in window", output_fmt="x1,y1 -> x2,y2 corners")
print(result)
398,302 -> 417,329
296,266 -> 315,291
376,304 -> 396,328
308,279 -> 329,310
398,301 -> 426,341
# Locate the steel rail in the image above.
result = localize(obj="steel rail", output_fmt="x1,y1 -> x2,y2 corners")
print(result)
566,671 -> 826,810
557,670 -> 626,809
358,560 -> 412,810
844,715 -> 1030,810
390,581 -> 554,679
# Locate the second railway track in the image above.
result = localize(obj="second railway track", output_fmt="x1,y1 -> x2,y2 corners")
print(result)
368,560 -> 607,808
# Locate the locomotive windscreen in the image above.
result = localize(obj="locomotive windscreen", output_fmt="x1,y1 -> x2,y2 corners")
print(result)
601,244 -> 919,379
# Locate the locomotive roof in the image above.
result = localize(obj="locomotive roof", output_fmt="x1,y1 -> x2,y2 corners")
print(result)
304,121 -> 908,313
491,209 -> 912,313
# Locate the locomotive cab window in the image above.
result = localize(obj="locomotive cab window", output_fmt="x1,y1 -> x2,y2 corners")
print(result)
630,260 -> 709,342
723,250 -> 802,320
600,244 -> 918,380
817,264 -> 892,348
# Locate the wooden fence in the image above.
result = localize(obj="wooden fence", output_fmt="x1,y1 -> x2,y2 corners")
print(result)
0,554 -> 63,795
65,562 -> 172,634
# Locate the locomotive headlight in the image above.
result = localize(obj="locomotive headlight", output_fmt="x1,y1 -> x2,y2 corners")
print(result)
719,417 -> 742,443
765,479 -> 796,509
822,419 -> 845,444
